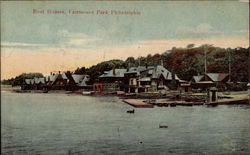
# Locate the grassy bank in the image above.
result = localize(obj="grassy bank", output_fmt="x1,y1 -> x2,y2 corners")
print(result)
1,85 -> 21,91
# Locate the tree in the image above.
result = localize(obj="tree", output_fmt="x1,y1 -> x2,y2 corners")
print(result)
186,44 -> 195,48
74,67 -> 87,74
10,73 -> 44,86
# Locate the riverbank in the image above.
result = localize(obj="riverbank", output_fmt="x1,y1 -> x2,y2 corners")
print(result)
2,84 -> 249,106
1,85 -> 21,91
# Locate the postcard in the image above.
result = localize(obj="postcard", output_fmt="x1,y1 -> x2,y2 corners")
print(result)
1,1 -> 249,154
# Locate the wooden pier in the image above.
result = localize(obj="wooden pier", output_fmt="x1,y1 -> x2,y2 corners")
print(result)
124,96 -> 249,108
123,99 -> 154,108
207,96 -> 249,105
148,99 -> 204,106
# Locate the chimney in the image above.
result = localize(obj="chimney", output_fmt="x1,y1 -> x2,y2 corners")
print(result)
112,67 -> 116,75
66,71 -> 71,75
161,59 -> 164,66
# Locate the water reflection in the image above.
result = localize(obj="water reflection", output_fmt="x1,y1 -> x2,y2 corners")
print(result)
1,91 -> 250,155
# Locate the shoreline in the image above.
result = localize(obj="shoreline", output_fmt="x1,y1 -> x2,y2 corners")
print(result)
1,85 -> 249,107
2,84 -> 249,97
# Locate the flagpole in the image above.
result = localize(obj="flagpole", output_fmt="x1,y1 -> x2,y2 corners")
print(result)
205,47 -> 207,75
228,48 -> 231,82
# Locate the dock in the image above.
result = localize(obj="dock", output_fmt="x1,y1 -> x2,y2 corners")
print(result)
123,96 -> 249,108
148,99 -> 204,106
208,96 -> 249,105
123,99 -> 154,108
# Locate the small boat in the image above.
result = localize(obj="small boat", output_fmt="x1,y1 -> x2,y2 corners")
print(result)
82,91 -> 93,95
127,109 -> 135,113
159,125 -> 168,128
125,93 -> 136,97
183,103 -> 193,106
117,91 -> 126,95
14,90 -> 30,93
206,102 -> 218,107
163,103 -> 169,107
157,103 -> 163,107
170,103 -> 176,107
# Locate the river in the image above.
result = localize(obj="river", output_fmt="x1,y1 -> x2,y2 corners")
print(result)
1,91 -> 250,155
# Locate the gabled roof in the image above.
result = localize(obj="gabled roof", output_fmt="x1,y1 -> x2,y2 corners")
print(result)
193,75 -> 205,83
152,65 -> 180,80
139,65 -> 180,81
126,66 -> 150,74
78,75 -> 90,87
45,76 -> 49,82
99,69 -> 127,78
34,77 -> 45,84
78,78 -> 89,87
192,73 -> 229,83
83,75 -> 90,81
46,74 -> 57,82
53,74 -> 60,81
34,77 -> 40,84
99,65 -> 181,81
72,74 -> 90,86
25,79 -> 32,84
30,79 -> 35,84
39,78 -> 45,84
51,73 -> 62,85
72,74 -> 85,84
55,72 -> 75,84
62,73 -> 68,80
206,73 -> 229,82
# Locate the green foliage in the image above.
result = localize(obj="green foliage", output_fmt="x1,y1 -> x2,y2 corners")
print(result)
4,45 -> 248,86
85,59 -> 127,84
74,67 -> 87,74
2,73 -> 43,86
164,45 -> 249,82
15,73 -> 44,86
75,45 -> 248,84
186,44 -> 195,48
1,78 -> 15,85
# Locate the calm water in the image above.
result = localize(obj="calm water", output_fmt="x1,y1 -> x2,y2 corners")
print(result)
1,91 -> 250,155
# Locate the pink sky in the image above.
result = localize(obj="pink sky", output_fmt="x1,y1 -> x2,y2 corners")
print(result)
1,37 -> 249,80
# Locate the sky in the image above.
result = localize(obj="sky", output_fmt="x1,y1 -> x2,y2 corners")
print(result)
1,1 -> 249,79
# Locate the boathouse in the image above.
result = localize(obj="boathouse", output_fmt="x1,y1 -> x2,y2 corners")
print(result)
96,68 -> 127,93
72,74 -> 90,89
124,66 -> 147,93
21,79 -> 33,90
22,77 -> 44,90
48,71 -> 77,90
191,73 -> 229,91
124,65 -> 180,93
34,77 -> 46,90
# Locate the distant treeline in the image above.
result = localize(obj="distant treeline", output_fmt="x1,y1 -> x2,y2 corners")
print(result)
75,44 -> 249,84
2,44 -> 249,86
1,73 -> 43,86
